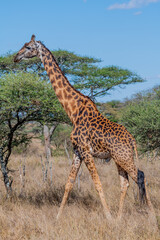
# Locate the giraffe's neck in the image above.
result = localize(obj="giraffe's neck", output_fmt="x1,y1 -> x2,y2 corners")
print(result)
36,41 -> 90,123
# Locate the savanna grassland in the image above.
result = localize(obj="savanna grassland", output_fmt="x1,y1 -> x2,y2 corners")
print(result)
0,139 -> 160,240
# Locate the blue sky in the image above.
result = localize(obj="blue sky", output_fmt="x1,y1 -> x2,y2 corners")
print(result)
1,0 -> 160,102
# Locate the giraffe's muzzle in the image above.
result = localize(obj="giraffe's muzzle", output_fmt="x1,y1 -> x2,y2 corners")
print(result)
14,54 -> 22,63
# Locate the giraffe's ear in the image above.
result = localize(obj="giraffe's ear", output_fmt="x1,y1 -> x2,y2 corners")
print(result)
31,34 -> 36,42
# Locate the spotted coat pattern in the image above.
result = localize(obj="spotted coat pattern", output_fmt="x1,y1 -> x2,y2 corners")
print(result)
14,35 -> 154,221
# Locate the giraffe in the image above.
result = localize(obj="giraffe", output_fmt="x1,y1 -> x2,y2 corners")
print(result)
14,35 -> 155,221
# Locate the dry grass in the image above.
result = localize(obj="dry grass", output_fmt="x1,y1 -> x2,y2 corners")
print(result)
0,139 -> 160,240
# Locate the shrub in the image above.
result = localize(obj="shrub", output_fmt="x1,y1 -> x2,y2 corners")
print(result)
120,87 -> 160,152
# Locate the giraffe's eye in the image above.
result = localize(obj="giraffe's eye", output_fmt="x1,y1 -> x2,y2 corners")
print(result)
26,46 -> 31,50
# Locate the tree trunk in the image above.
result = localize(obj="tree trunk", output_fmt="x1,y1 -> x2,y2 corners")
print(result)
43,124 -> 57,181
0,147 -> 12,195
44,125 -> 51,160
43,124 -> 57,159
90,86 -> 94,101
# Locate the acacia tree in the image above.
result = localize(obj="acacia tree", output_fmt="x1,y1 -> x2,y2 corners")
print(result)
0,51 -> 143,102
71,65 -> 143,101
0,72 -> 68,192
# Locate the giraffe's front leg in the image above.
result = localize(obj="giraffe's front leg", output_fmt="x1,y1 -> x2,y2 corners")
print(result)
57,153 -> 82,220
83,151 -> 112,221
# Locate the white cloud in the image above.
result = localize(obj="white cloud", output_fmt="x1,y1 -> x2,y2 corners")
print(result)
107,0 -> 160,10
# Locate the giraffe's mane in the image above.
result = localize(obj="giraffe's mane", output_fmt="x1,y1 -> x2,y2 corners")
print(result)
38,40 -> 97,109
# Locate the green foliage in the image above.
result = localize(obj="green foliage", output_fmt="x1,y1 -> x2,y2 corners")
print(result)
120,86 -> 160,152
0,72 -> 68,122
72,65 -> 143,100
97,100 -> 122,123
0,72 -> 69,162
53,50 -> 100,74
51,124 -> 72,157
51,124 -> 72,149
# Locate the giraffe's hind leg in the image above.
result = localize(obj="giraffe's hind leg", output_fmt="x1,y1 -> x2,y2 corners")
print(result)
116,164 -> 129,219
115,157 -> 157,226
57,153 -> 82,220
83,151 -> 112,221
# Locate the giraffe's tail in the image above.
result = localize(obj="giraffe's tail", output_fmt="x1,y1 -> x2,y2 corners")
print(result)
132,139 -> 146,203
132,138 -> 139,162
137,169 -> 147,204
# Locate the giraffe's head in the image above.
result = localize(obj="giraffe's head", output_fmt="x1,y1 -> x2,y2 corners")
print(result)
14,35 -> 40,62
